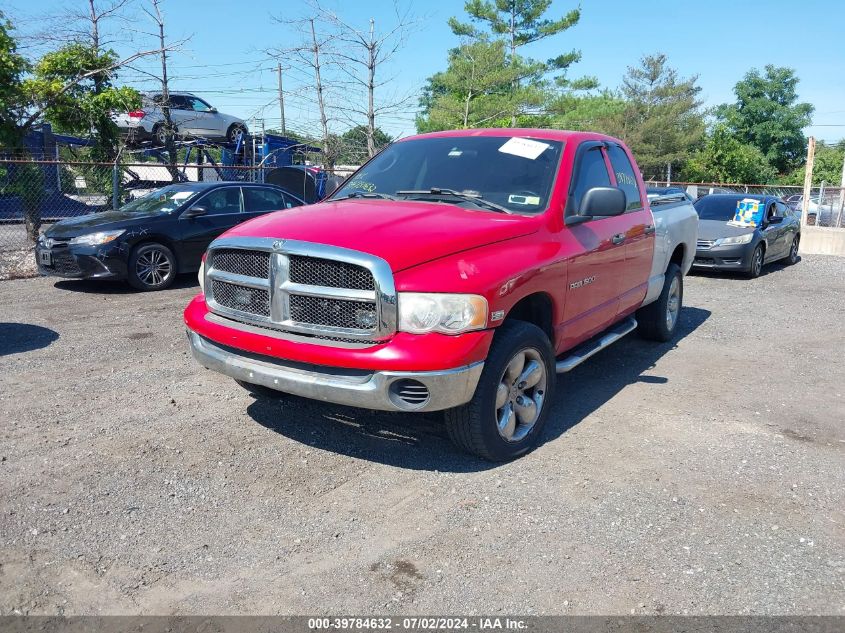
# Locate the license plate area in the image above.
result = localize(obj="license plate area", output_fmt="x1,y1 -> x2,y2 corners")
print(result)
39,250 -> 52,266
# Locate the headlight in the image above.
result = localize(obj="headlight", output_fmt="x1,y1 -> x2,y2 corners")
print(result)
398,293 -> 488,334
718,233 -> 753,245
69,229 -> 125,246
198,258 -> 205,293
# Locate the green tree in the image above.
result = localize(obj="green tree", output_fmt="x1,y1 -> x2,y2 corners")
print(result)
25,43 -> 140,163
545,90 -> 626,132
716,65 -> 813,174
0,11 -> 30,147
417,40 -> 530,132
782,140 -> 844,186
339,125 -> 391,164
681,125 -> 776,184
606,54 -> 704,180
448,0 -> 585,125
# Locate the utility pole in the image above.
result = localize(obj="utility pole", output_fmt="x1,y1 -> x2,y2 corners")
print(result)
277,63 -> 286,136
837,149 -> 845,228
801,137 -> 815,228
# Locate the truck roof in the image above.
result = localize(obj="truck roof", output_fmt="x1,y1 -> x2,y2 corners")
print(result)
401,128 -> 622,145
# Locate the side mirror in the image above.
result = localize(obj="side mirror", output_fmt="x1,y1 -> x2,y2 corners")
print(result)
568,187 -> 626,225
208,107 -> 218,113
183,205 -> 207,218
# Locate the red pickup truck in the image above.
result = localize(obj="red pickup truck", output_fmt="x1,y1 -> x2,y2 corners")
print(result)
184,130 -> 698,460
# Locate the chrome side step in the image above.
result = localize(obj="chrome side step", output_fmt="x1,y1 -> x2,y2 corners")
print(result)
555,316 -> 638,374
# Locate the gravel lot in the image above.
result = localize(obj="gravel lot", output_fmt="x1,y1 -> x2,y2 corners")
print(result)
1,256 -> 843,616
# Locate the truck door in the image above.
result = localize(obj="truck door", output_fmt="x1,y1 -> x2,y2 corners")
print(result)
605,143 -> 655,318
558,142 -> 627,351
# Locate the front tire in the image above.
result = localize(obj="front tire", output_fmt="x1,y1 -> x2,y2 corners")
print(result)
127,243 -> 176,291
637,262 -> 682,342
747,244 -> 764,278
444,321 -> 555,461
786,235 -> 800,265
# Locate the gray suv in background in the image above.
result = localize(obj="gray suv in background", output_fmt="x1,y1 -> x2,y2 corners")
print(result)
113,92 -> 248,146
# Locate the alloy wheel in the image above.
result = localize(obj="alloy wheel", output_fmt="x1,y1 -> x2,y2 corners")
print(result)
665,275 -> 680,331
136,248 -> 172,287
494,347 -> 547,443
753,248 -> 763,276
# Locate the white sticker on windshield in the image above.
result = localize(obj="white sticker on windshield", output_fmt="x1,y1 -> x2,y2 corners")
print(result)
508,194 -> 541,205
171,191 -> 194,200
498,137 -> 550,160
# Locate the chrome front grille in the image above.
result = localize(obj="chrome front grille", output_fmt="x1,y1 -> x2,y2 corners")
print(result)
289,255 -> 375,290
289,295 -> 377,329
697,239 -> 716,249
211,279 -> 270,317
204,237 -> 396,344
211,249 -> 270,278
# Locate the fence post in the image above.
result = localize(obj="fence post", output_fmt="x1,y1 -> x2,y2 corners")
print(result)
837,150 -> 845,228
801,137 -> 815,228
112,163 -> 119,210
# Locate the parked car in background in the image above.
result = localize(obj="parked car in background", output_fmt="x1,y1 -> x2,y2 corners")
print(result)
36,182 -> 304,291
785,194 -> 838,225
647,186 -> 694,202
783,193 -> 803,210
113,92 -> 248,145
184,129 -> 697,460
685,185 -> 737,199
693,194 -> 800,278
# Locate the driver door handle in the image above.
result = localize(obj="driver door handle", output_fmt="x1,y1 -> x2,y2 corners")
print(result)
612,233 -> 626,245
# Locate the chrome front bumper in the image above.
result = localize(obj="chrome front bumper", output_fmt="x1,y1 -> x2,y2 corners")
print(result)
187,331 -> 484,412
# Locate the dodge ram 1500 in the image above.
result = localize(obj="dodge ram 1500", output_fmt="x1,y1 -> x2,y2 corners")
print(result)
184,129 -> 698,460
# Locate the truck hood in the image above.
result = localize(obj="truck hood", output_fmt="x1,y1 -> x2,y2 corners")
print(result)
223,199 -> 541,272
697,219 -> 757,240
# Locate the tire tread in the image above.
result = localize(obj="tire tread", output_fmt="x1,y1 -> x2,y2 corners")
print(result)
444,320 -> 554,461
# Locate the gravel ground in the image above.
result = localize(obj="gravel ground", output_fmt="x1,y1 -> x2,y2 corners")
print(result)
1,256 -> 843,616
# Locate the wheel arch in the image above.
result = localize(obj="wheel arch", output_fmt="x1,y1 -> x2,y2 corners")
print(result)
502,291 -> 555,344
669,243 -> 685,269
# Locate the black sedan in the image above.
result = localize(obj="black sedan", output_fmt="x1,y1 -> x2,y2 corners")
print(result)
36,182 -> 304,290
693,194 -> 801,278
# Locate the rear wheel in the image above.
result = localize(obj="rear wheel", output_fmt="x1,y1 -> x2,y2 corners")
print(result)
444,321 -> 555,461
747,244 -> 764,278
127,242 -> 176,291
152,123 -> 176,146
227,124 -> 247,143
637,262 -> 682,342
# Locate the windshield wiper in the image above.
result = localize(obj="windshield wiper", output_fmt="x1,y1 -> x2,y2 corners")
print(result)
332,191 -> 397,201
395,187 -> 511,214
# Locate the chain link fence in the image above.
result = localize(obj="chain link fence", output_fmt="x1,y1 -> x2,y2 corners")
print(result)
0,158 -> 357,280
3,161 -> 843,280
647,181 -> 845,228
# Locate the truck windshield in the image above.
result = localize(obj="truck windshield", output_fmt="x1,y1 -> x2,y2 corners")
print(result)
332,136 -> 564,214
120,186 -> 199,215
